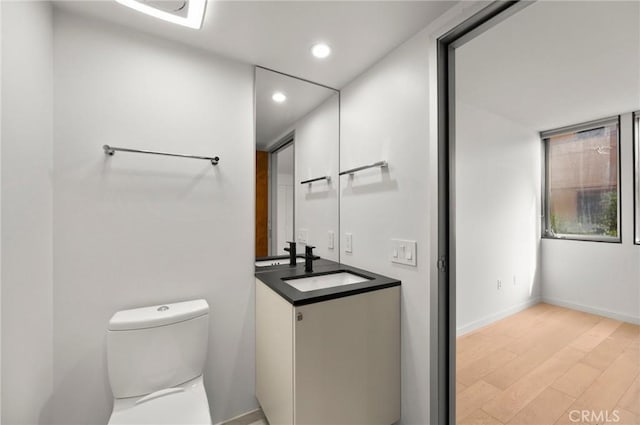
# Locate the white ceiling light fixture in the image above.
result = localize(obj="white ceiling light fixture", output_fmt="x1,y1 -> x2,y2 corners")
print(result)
272,92 -> 287,103
115,0 -> 207,29
311,43 -> 332,59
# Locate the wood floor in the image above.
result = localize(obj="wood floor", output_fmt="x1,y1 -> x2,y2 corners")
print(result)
457,303 -> 640,425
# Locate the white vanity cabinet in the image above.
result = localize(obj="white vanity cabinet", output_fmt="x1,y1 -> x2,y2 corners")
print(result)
255,278 -> 400,425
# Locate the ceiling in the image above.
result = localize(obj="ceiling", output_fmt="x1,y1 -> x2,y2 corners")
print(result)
255,68 -> 337,149
54,1 -> 457,89
456,1 -> 640,132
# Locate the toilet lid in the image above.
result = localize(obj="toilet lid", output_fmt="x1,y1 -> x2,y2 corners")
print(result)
108,376 -> 211,425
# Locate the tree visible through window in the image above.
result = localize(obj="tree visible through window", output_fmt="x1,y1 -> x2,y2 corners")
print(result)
543,118 -> 620,241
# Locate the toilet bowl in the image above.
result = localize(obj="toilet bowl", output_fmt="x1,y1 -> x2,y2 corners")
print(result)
109,375 -> 210,425
106,299 -> 212,425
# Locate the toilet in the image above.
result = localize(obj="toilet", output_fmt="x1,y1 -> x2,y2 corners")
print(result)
106,299 -> 212,425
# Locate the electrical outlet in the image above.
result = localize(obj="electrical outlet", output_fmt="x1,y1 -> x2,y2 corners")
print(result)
497,280 -> 502,290
328,231 -> 335,250
345,233 -> 353,253
297,229 -> 308,244
391,239 -> 417,267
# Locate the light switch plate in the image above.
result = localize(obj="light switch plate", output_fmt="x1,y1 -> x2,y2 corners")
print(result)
391,239 -> 417,266
297,229 -> 308,244
345,233 -> 353,253
328,231 -> 335,249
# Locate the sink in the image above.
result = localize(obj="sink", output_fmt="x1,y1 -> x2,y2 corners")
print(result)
283,271 -> 372,292
255,258 -> 305,267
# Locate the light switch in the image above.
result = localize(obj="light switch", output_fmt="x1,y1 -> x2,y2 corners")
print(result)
345,233 -> 353,253
328,231 -> 335,249
391,239 -> 417,266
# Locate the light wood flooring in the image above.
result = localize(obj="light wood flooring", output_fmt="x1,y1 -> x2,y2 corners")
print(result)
457,303 -> 640,425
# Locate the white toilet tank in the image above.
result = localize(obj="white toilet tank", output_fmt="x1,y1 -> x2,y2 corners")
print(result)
107,299 -> 209,399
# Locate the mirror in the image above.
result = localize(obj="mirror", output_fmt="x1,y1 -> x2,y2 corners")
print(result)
255,67 -> 340,261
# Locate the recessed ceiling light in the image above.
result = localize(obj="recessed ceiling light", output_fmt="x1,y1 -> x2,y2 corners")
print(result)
311,43 -> 332,59
272,92 -> 287,103
115,0 -> 207,29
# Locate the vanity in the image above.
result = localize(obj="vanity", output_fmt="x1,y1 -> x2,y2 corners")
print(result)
255,260 -> 401,425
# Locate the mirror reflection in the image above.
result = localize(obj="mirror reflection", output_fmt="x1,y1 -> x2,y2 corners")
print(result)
255,67 -> 339,261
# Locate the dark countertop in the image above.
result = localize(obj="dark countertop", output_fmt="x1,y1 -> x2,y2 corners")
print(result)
255,259 -> 401,306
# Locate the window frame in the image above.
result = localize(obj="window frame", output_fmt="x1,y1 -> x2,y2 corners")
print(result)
634,111 -> 640,245
541,116 -> 622,243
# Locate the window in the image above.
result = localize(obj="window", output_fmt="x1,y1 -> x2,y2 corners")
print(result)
635,112 -> 640,244
542,117 -> 620,242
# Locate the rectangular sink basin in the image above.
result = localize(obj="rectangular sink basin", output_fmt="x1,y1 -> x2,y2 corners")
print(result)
255,258 -> 305,267
283,271 -> 372,292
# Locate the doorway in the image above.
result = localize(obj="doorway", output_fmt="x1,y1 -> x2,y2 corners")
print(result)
255,132 -> 296,258
438,2 -> 640,424
270,139 -> 295,256
435,4 -> 526,422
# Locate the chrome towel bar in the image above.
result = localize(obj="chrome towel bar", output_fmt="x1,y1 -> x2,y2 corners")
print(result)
339,160 -> 387,176
300,176 -> 331,185
103,145 -> 219,166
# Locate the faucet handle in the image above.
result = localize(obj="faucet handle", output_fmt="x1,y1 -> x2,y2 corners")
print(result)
284,241 -> 296,252
305,245 -> 319,259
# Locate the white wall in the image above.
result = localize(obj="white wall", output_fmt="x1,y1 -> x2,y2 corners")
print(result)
454,101 -> 542,335
336,4 -> 489,422
542,112 -> 640,324
295,95 -> 339,261
52,10 -> 256,424
1,2 -> 54,424
339,28 -> 434,425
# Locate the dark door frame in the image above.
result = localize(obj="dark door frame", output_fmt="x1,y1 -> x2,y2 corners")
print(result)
433,2 -> 532,423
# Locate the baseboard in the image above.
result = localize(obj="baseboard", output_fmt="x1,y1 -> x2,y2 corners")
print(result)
215,408 -> 263,425
542,297 -> 640,325
456,297 -> 541,336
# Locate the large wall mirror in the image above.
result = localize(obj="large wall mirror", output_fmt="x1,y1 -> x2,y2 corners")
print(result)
255,67 -> 340,261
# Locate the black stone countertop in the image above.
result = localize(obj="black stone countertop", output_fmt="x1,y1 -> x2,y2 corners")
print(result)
255,259 -> 401,306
